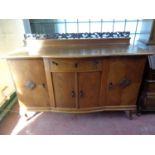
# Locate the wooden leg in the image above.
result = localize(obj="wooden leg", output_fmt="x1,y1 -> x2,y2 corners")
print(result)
129,111 -> 133,120
19,107 -> 27,117
25,111 -> 39,121
19,107 -> 39,121
136,94 -> 145,116
125,110 -> 134,120
136,112 -> 141,117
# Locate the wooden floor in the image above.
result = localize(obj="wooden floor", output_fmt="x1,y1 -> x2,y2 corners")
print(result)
1,102 -> 155,135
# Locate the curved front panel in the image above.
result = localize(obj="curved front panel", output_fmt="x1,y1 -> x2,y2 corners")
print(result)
7,56 -> 146,113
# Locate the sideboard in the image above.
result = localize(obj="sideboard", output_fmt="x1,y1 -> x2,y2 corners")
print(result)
2,39 -> 155,119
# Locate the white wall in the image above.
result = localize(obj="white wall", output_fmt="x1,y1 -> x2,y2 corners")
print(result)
0,19 -> 25,104
0,19 -> 25,53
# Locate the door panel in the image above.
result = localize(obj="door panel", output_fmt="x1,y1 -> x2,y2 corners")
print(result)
78,72 -> 101,108
106,57 -> 146,106
8,59 -> 50,108
52,72 -> 76,108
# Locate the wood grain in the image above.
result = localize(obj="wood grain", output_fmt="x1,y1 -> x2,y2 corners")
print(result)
7,56 -> 146,114
52,72 -> 76,108
8,59 -> 50,108
23,105 -> 136,113
43,58 -> 56,107
26,38 -> 130,47
106,56 -> 146,106
78,72 -> 101,108
49,58 -> 102,72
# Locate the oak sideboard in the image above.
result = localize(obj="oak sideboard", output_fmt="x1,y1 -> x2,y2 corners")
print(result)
2,39 -> 155,119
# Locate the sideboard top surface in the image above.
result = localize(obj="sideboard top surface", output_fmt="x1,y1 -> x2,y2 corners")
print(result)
1,43 -> 155,59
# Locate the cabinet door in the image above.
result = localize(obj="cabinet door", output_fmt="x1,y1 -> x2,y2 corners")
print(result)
106,57 -> 146,106
78,72 -> 101,108
52,72 -> 76,108
8,59 -> 50,108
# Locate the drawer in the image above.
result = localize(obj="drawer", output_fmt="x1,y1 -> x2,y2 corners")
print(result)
78,59 -> 102,72
49,59 -> 102,72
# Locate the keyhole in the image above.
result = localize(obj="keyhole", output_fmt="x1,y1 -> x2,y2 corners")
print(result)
109,82 -> 113,89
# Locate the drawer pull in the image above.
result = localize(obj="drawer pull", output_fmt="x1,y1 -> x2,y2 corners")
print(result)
119,78 -> 131,88
52,61 -> 58,66
49,59 -> 101,72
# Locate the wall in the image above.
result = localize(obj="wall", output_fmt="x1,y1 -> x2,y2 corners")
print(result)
0,19 -> 25,53
0,19 -> 25,105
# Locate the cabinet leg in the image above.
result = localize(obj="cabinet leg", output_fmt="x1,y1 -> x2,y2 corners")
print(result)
24,111 -> 39,121
19,107 -> 38,121
19,107 -> 27,118
129,111 -> 133,120
125,110 -> 134,120
136,112 -> 141,117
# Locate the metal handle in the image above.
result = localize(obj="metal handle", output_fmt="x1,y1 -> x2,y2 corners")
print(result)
24,80 -> 36,90
71,90 -> 75,97
118,78 -> 131,89
79,90 -> 84,97
52,61 -> 58,66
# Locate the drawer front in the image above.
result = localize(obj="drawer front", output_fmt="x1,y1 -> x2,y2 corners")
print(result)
49,59 -> 102,72
78,59 -> 102,72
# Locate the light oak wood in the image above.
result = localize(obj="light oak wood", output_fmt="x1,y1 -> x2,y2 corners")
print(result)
3,43 -> 155,60
49,58 -> 102,72
26,38 -> 130,47
99,58 -> 109,106
7,56 -> 147,116
43,58 -> 56,107
75,72 -> 78,108
5,38 -> 152,119
52,72 -> 76,108
44,56 -> 146,112
78,72 -> 101,108
22,105 -> 136,113
106,56 -> 146,106
8,59 -> 50,108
